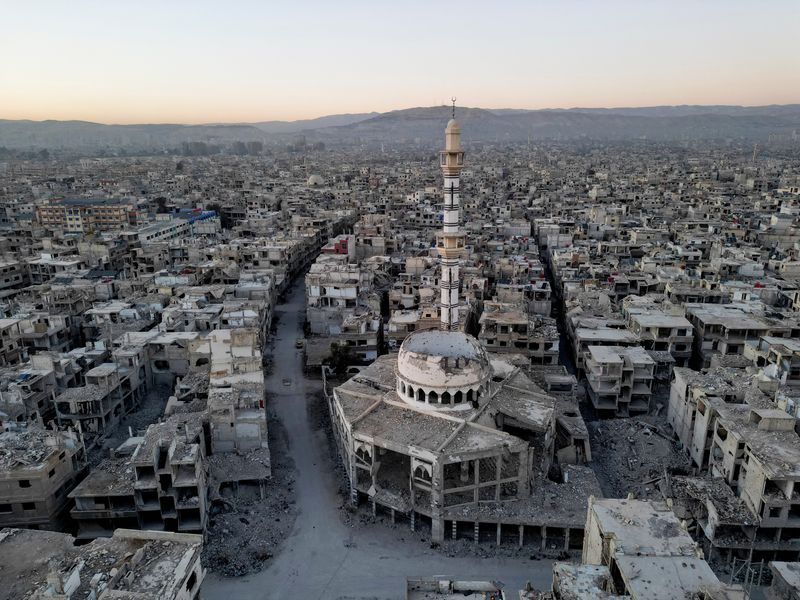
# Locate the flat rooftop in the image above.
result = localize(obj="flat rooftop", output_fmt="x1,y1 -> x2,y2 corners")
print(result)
406,579 -> 504,600
577,328 -> 637,343
615,555 -> 724,600
591,499 -> 698,558
632,313 -> 692,328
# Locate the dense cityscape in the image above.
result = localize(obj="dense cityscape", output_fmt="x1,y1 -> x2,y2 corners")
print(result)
0,101 -> 797,599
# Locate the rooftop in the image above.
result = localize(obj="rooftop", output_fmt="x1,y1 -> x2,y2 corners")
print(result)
0,426 -> 79,472
591,498 -> 699,558
56,197 -> 129,207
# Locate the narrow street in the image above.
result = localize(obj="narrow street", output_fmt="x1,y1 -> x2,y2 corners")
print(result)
203,278 -> 554,599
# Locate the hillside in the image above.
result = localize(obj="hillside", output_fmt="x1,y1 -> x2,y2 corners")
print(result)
1,104 -> 798,151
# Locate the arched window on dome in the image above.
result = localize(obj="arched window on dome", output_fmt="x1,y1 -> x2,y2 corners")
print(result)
466,389 -> 473,404
407,385 -> 414,398
441,391 -> 451,404
454,391 -> 463,404
416,388 -> 425,402
429,391 -> 438,403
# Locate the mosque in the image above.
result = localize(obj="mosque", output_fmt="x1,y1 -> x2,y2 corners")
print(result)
328,110 -> 598,547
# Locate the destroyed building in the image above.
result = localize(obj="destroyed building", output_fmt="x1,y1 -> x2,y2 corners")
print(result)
478,300 -> 560,366
67,327 -> 269,540
69,414 -> 207,539
584,345 -> 655,416
0,527 -> 204,600
0,424 -> 87,530
579,497 -> 745,599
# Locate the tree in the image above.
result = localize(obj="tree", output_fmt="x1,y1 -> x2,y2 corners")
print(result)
327,342 -> 354,378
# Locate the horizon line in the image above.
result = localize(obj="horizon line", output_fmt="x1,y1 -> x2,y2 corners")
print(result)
3,101 -> 799,128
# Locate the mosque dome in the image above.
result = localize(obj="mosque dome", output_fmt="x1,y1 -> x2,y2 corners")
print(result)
396,329 -> 491,409
307,174 -> 324,186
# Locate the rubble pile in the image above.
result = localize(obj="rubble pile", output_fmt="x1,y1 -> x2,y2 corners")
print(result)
587,416 -> 691,499
202,409 -> 297,576
88,385 -> 171,466
0,427 -> 59,469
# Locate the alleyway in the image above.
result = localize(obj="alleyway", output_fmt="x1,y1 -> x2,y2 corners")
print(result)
203,278 -> 553,599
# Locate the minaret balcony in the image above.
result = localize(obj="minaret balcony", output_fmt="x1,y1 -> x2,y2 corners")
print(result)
438,247 -> 464,260
435,230 -> 466,244
439,151 -> 464,167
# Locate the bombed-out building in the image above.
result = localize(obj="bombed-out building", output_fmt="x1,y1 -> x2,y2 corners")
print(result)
329,115 -> 597,548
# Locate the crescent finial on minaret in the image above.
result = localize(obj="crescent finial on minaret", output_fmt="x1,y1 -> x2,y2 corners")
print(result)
450,97 -> 457,119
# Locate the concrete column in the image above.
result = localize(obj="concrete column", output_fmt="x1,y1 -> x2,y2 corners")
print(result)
391,509 -> 395,524
518,524 -> 524,548
564,528 -> 570,551
540,526 -> 547,552
496,523 -> 502,546
410,511 -> 416,532
460,461 -> 469,483
495,457 -> 502,502
430,461 -> 445,543
474,522 -> 480,544
371,499 -> 377,517
432,514 -> 445,542
518,450 -> 531,498
474,460 -> 480,503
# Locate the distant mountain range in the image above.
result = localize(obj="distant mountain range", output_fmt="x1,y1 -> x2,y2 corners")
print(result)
1,105 -> 798,151
249,112 -> 378,134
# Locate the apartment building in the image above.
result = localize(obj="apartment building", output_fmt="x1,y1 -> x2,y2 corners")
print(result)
686,305 -> 793,368
0,425 -> 87,530
0,260 -> 27,294
69,416 -> 207,539
54,363 -> 141,437
0,353 -> 82,425
584,345 -> 655,416
36,198 -> 135,232
744,335 -> 800,388
580,498 -> 741,599
0,317 -> 24,366
627,312 -> 693,366
570,319 -> 637,373
478,301 -> 559,365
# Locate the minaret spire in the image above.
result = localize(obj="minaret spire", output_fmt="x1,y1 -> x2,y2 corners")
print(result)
439,105 -> 465,331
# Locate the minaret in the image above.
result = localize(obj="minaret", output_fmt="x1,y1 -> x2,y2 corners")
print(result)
439,99 -> 465,331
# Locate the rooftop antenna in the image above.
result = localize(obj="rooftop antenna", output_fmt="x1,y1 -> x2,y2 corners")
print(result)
451,97 -> 457,119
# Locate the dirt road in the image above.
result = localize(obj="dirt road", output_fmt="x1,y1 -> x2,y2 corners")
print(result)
203,279 -> 554,599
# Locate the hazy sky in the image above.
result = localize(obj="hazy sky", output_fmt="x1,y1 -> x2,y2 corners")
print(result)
2,0 -> 798,123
